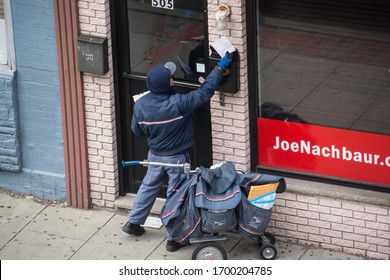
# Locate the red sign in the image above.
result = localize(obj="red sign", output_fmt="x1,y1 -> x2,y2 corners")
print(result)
258,118 -> 390,188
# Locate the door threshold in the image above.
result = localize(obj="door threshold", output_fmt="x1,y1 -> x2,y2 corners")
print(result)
115,193 -> 166,216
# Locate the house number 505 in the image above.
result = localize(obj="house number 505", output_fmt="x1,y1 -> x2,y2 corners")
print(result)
152,0 -> 174,10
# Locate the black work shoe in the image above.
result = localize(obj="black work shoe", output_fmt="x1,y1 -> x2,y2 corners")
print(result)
166,240 -> 184,252
122,222 -> 145,236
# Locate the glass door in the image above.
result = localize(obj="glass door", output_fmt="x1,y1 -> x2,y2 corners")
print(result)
115,0 -> 212,195
127,0 -> 207,82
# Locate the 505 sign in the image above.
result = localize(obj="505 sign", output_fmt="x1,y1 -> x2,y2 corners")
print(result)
152,0 -> 174,10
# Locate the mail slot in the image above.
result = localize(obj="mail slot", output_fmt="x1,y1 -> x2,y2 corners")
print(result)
209,49 -> 239,94
77,35 -> 108,75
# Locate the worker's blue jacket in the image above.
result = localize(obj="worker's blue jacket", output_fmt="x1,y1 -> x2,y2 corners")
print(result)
131,65 -> 223,156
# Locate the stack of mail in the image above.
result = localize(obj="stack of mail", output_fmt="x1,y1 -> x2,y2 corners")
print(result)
247,182 -> 280,210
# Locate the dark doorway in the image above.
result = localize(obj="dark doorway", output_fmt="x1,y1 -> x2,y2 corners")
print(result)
111,0 -> 212,196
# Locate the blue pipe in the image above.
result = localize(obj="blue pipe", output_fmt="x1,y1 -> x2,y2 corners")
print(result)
122,160 -> 141,167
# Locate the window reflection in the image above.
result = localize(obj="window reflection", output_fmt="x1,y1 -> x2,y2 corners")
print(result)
257,0 -> 390,136
127,0 -> 205,81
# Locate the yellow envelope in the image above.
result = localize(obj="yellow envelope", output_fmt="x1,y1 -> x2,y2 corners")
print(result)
247,183 -> 279,200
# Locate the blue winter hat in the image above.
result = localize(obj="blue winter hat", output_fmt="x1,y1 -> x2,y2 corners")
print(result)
146,64 -> 173,94
164,62 -> 176,77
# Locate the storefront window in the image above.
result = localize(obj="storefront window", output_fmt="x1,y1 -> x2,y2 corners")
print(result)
256,0 -> 390,188
0,0 -> 15,69
127,0 -> 205,81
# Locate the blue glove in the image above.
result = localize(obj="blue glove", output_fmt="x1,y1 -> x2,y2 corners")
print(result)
218,52 -> 233,70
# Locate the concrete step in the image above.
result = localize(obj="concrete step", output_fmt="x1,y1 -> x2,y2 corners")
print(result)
114,194 -> 166,216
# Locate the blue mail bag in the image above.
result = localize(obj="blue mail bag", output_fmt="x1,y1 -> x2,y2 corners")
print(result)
236,195 -> 272,237
195,161 -> 242,210
161,174 -> 202,245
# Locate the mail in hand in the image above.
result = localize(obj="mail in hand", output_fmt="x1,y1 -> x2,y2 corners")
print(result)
211,36 -> 236,57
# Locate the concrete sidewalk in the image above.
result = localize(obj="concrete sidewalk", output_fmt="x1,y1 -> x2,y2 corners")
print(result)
0,190 -> 365,260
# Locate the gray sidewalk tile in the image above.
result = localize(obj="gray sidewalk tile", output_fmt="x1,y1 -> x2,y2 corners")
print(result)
0,194 -> 46,248
71,215 -> 166,260
229,238 -> 306,260
0,190 -> 369,260
0,229 -> 85,260
27,206 -> 115,241
273,241 -> 308,260
147,232 -> 243,260
300,248 -> 364,260
148,240 -> 195,260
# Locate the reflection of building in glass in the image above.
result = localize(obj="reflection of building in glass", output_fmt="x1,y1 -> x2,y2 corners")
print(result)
127,0 -> 204,79
257,0 -> 390,136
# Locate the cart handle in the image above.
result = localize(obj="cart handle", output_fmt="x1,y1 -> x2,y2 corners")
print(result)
121,160 -> 142,167
122,160 -> 197,178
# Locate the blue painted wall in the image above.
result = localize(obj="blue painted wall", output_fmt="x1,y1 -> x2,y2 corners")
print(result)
0,0 -> 65,200
0,70 -> 21,172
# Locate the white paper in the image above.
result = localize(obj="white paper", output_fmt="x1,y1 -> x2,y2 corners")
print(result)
196,63 -> 205,73
144,216 -> 163,229
211,36 -> 236,57
133,90 -> 150,102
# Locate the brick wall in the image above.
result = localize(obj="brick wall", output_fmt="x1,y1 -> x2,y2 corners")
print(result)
208,0 -> 251,172
11,0 -> 63,173
0,0 -> 65,200
0,71 -> 20,172
78,0 -> 118,208
269,191 -> 390,259
77,1 -> 389,261
206,1 -> 390,260
81,0 -> 252,208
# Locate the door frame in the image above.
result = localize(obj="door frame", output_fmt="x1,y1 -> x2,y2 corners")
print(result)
110,0 -> 132,196
246,0 -> 260,172
110,0 -> 211,196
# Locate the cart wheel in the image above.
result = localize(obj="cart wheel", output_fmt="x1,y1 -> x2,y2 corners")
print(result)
192,242 -> 228,260
259,244 -> 277,260
257,232 -> 276,246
